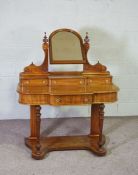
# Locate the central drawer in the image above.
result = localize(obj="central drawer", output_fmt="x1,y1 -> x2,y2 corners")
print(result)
50,95 -> 93,105
50,78 -> 85,86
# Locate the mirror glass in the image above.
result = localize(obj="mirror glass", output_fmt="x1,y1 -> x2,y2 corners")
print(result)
50,31 -> 85,63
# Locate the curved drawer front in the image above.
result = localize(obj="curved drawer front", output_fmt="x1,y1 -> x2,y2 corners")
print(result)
19,79 -> 49,94
20,86 -> 49,94
93,92 -> 117,103
18,92 -> 117,105
50,95 -> 93,105
18,94 -> 49,105
87,77 -> 111,86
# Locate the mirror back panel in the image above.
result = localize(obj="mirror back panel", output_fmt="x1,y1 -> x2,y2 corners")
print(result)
49,29 -> 86,64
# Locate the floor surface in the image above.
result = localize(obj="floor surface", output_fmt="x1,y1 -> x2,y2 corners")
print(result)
0,117 -> 138,175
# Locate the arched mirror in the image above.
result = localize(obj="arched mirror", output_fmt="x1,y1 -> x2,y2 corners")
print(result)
49,29 -> 86,64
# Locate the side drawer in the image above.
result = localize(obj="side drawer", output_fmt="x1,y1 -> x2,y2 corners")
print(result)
87,77 -> 111,86
22,79 -> 48,86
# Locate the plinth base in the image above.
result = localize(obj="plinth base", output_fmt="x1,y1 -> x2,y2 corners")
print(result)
25,135 -> 106,160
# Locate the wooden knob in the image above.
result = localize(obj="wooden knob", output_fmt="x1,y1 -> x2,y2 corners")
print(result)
84,98 -> 89,102
24,81 -> 29,84
53,80 -> 56,85
56,97 -> 61,103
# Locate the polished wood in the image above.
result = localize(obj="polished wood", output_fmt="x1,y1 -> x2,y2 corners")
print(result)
49,28 -> 86,64
25,104 -> 106,160
17,28 -> 119,159
25,135 -> 106,160
29,105 -> 42,157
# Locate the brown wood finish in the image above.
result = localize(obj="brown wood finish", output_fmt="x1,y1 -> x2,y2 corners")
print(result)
17,28 -> 119,159
49,28 -> 86,64
25,104 -> 106,160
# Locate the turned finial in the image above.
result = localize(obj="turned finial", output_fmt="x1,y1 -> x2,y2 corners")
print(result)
43,32 -> 48,43
84,32 -> 90,56
84,32 -> 90,44
42,32 -> 49,51
41,32 -> 49,72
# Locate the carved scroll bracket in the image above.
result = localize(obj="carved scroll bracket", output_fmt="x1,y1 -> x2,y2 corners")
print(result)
83,32 -> 108,73
23,32 -> 49,74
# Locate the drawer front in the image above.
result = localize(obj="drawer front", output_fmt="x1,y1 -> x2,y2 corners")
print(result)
87,77 -> 111,86
50,78 -> 85,86
22,86 -> 49,94
50,95 -> 93,105
93,92 -> 117,103
19,94 -> 49,104
22,79 -> 48,86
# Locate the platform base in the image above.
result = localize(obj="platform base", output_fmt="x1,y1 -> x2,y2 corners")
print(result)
25,135 -> 106,160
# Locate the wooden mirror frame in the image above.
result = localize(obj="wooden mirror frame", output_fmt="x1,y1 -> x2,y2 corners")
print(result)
24,29 -> 108,74
49,28 -> 87,64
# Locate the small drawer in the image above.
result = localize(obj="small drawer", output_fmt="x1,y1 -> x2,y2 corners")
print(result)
87,77 -> 111,85
22,79 -> 48,86
50,78 -> 85,86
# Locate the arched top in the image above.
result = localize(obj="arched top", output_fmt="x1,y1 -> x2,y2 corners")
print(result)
49,28 -> 87,64
22,29 -> 108,74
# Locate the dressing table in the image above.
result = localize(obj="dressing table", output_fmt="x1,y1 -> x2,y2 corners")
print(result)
17,28 -> 119,159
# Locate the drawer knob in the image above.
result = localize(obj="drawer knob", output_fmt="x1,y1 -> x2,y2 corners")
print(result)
53,81 -> 56,85
24,81 -> 29,84
56,97 -> 61,103
84,98 -> 89,102
84,97 -> 91,103
106,80 -> 109,83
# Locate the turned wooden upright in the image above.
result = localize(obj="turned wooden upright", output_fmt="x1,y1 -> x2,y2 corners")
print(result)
17,28 -> 119,159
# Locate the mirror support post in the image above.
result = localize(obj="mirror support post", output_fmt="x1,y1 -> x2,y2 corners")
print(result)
41,32 -> 49,72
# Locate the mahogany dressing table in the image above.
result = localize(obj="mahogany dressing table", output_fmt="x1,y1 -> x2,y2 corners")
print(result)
17,28 -> 119,159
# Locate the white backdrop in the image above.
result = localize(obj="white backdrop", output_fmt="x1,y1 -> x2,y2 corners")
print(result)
0,0 -> 138,119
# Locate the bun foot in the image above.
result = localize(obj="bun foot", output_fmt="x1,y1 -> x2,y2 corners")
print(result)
94,146 -> 106,156
32,150 -> 48,160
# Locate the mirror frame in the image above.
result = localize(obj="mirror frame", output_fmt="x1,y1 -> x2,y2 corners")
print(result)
49,28 -> 87,64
